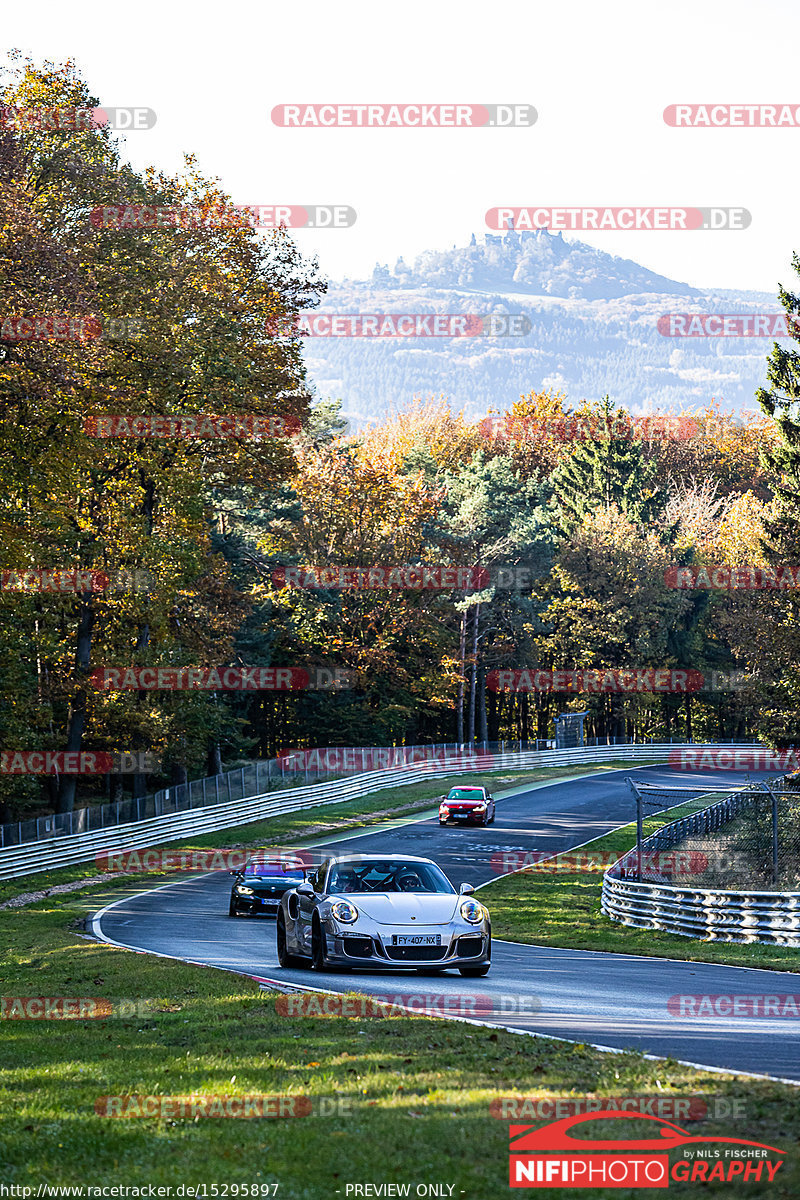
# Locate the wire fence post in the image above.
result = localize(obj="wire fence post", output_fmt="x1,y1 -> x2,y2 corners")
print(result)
627,776 -> 643,882
765,782 -> 779,887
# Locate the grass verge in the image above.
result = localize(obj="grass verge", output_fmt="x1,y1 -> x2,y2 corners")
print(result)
1,890 -> 798,1196
482,800 -> 800,972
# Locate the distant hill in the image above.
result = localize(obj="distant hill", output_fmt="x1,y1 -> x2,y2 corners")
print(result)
301,229 -> 777,425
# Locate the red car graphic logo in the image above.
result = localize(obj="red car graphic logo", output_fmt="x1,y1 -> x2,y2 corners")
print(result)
510,1110 -> 784,1154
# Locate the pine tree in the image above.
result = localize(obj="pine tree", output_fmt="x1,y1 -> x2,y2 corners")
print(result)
551,395 -> 665,530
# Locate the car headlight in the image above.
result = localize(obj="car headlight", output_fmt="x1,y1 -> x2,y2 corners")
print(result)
460,899 -> 484,924
236,885 -> 254,895
330,900 -> 359,923
474,803 -> 487,812
439,804 -> 449,812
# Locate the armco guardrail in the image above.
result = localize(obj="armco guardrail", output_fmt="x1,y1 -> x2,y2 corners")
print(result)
602,876 -> 800,945
0,743 -> 759,882
601,783 -> 800,946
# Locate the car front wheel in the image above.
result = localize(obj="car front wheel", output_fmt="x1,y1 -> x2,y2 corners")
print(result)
276,912 -> 303,968
228,898 -> 239,917
311,918 -> 330,971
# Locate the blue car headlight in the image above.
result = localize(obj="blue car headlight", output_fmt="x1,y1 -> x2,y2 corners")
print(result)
460,899 -> 484,924
331,900 -> 359,924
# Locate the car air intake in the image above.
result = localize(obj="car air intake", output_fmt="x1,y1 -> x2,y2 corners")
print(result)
385,946 -> 448,961
457,936 -> 484,957
342,936 -> 374,958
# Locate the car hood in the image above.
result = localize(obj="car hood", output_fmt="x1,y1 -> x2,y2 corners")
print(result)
332,892 -> 461,925
444,798 -> 485,807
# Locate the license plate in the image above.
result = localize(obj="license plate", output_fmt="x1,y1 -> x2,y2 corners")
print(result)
392,934 -> 441,947
454,813 -> 470,819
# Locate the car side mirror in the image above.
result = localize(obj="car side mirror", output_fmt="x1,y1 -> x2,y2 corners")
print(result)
296,882 -> 314,897
229,870 -> 241,877
459,883 -> 475,895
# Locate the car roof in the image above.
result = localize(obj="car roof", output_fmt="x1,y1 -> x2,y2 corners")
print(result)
327,853 -> 436,866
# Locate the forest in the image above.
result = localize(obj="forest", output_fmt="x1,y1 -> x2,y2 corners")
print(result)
4,61 -> 800,824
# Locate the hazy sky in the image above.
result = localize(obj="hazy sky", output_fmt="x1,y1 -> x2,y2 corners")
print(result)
3,0 -> 798,295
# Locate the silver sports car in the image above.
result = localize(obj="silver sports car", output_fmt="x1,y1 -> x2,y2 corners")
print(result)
276,853 -> 491,975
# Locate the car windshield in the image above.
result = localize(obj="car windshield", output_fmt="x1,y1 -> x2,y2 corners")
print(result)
244,864 -> 305,880
327,860 -> 455,895
447,789 -> 484,800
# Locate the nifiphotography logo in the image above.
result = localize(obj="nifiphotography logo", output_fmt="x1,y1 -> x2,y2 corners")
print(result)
507,1111 -> 785,1188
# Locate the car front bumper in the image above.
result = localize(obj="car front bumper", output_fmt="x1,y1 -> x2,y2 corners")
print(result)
439,812 -> 487,825
322,925 -> 491,968
232,893 -> 284,916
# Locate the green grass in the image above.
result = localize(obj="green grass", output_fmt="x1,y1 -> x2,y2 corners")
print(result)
0,761 -> 652,904
482,801 -> 800,971
1,891 -> 798,1196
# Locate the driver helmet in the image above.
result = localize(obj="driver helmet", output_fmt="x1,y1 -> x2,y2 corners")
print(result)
333,869 -> 358,892
396,869 -> 422,892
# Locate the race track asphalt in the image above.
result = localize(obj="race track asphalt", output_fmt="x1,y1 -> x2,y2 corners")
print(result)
92,765 -> 800,1082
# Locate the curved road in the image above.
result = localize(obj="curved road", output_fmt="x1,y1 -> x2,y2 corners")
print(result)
92,765 -> 800,1082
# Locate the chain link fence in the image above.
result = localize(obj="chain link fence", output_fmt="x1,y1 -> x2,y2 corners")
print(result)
624,777 -> 800,891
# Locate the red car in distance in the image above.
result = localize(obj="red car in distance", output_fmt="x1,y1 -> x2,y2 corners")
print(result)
438,785 -> 496,826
